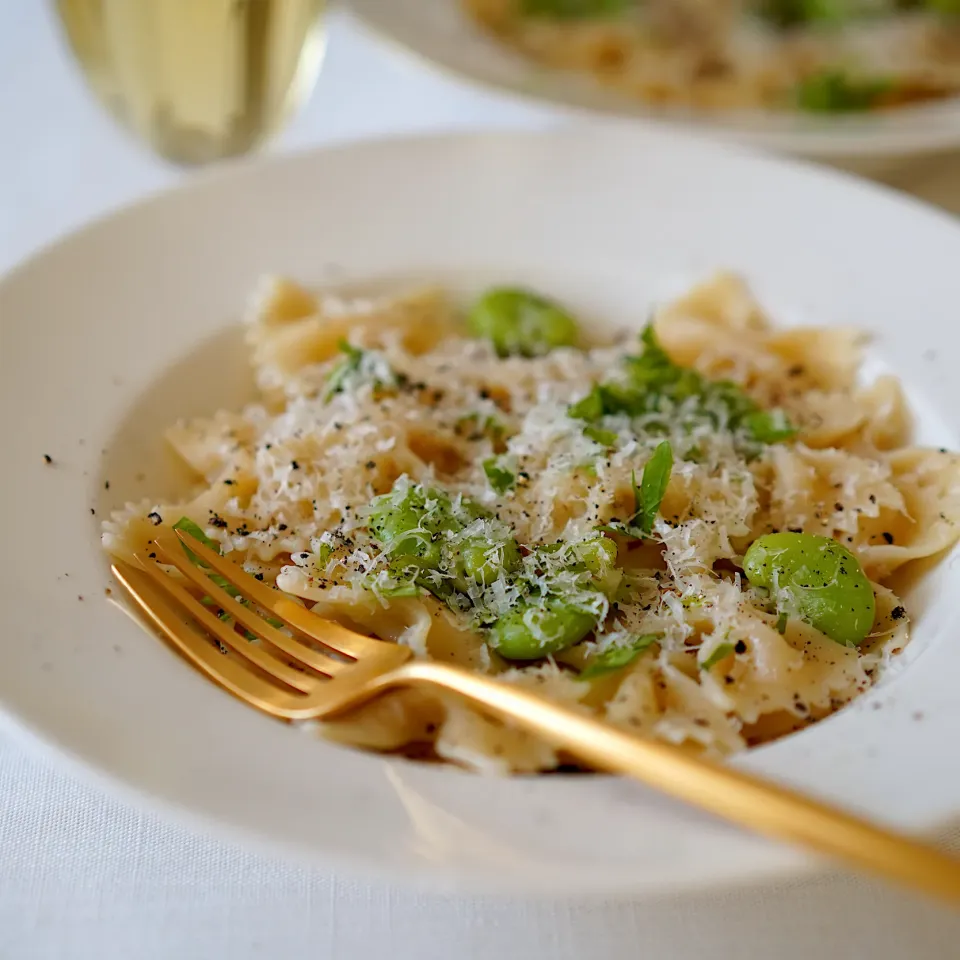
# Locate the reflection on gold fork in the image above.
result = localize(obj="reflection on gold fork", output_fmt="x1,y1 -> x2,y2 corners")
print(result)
111,529 -> 960,907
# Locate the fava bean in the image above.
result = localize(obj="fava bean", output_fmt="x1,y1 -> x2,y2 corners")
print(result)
743,532 -> 875,647
468,288 -> 579,357
453,536 -> 521,591
488,595 -> 598,661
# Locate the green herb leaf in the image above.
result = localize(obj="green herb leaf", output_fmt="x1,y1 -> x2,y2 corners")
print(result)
568,384 -> 606,421
172,516 -> 283,630
776,611 -> 789,634
570,325 -> 794,453
483,456 -> 516,494
597,521 -> 643,540
796,70 -> 890,113
173,516 -> 241,599
745,408 -> 797,444
583,424 -> 618,447
700,641 -> 736,672
639,441 -> 673,535
323,339 -> 365,401
522,0 -> 632,19
580,634 -> 660,680
598,442 -> 673,540
172,516 -> 219,560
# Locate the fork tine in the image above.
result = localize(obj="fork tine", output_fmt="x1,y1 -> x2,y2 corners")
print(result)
111,561 -> 312,715
132,554 -> 320,693
152,537 -> 349,678
172,528 -> 386,658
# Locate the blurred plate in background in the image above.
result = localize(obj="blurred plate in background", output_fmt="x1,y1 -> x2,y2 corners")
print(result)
348,0 -> 960,167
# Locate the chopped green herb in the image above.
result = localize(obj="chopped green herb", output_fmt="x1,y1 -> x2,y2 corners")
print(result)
796,70 -> 890,113
568,325 -> 795,451
701,641 -> 736,672
323,340 -> 365,401
754,0 -> 857,29
745,408 -> 797,444
638,441 -> 673,535
483,456 -> 517,494
172,516 -> 284,630
323,340 -> 398,401
583,424 -> 618,448
521,0 -> 632,20
569,384 -> 606,421
580,633 -> 660,680
600,441 -> 673,539
172,516 -> 219,558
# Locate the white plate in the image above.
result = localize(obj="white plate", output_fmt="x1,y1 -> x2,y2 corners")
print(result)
2,127 -> 960,897
348,0 -> 960,162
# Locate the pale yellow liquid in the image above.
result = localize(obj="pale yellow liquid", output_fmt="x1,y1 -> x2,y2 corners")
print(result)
56,0 -> 327,164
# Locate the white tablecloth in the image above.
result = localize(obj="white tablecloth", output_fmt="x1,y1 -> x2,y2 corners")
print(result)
3,4 -> 960,957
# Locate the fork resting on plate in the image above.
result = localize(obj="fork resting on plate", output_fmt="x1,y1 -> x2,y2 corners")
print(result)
112,529 -> 960,907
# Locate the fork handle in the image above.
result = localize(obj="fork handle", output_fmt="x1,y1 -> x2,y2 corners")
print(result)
370,659 -> 960,906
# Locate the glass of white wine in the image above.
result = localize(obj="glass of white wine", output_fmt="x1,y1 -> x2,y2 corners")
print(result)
55,0 -> 327,165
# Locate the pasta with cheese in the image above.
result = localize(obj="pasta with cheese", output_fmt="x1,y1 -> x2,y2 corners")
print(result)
103,271 -> 960,774
465,0 -> 960,114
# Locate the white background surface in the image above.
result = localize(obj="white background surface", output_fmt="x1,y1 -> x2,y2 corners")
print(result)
3,3 -> 960,958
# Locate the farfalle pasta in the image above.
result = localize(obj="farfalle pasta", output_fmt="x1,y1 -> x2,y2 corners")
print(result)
103,272 -> 960,773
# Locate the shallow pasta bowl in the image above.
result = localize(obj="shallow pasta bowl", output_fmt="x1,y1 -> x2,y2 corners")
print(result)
2,126 -> 960,896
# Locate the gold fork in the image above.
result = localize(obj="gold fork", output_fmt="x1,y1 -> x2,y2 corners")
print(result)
112,529 -> 960,907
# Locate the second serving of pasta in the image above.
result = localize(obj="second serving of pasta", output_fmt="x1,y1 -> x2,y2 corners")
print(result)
104,272 -> 960,773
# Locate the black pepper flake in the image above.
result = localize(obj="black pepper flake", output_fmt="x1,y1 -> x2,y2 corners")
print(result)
278,523 -> 288,531
148,552 -> 157,559
787,365 -> 805,377
104,481 -> 110,490
890,605 -> 906,621
147,511 -> 162,526
254,573 -> 265,581
882,532 -> 894,545
43,454 -> 53,465
834,502 -> 843,512
223,479 -> 235,486
291,460 -> 300,470
89,508 -> 95,516
365,460 -> 376,470
734,640 -> 747,654
210,514 -> 228,529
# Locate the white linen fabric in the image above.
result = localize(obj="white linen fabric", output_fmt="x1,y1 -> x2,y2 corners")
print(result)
3,2 -> 960,957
